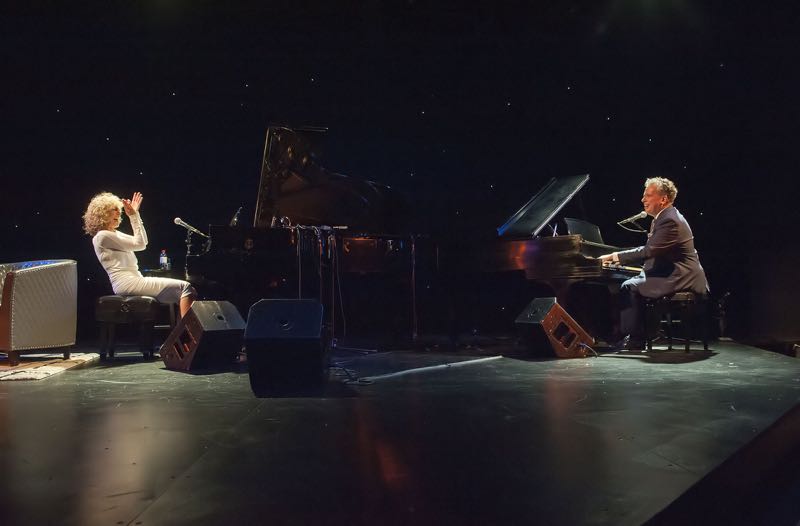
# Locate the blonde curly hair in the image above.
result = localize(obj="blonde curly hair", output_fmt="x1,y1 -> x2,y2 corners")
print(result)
644,177 -> 678,203
83,192 -> 123,236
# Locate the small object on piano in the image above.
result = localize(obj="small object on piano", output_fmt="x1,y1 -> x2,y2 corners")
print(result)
270,215 -> 292,228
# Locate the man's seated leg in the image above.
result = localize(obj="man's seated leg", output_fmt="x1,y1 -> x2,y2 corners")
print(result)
616,277 -> 646,350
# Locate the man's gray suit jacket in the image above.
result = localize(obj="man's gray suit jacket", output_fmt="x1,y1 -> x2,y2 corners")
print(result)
617,206 -> 709,298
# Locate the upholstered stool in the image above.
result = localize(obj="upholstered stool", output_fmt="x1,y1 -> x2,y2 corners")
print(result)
95,295 -> 161,360
644,291 -> 709,352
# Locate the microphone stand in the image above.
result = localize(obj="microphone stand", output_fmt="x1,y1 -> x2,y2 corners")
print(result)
183,230 -> 194,280
182,230 -> 209,276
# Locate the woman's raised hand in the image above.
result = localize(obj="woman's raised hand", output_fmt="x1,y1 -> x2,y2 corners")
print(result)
122,192 -> 143,216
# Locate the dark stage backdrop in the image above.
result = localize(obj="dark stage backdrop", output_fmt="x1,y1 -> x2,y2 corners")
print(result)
2,2 -> 798,341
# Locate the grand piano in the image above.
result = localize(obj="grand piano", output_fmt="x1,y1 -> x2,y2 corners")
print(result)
436,174 -> 641,343
469,174 -> 637,283
186,126 -> 640,344
186,126 -> 417,341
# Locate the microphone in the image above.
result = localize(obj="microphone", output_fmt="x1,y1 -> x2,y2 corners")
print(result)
229,206 -> 242,227
174,217 -> 209,238
617,211 -> 648,224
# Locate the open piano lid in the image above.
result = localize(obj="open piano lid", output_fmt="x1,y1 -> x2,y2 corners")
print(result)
252,125 -> 411,233
496,174 -> 590,238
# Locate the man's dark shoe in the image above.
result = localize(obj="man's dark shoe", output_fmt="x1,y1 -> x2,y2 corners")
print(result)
612,335 -> 646,352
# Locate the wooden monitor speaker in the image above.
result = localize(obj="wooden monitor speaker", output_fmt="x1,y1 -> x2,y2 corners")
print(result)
515,297 -> 595,358
160,301 -> 245,371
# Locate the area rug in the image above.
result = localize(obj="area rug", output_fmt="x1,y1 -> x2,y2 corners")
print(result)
0,353 -> 99,381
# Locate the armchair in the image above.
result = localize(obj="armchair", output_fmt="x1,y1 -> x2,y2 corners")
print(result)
0,260 -> 77,366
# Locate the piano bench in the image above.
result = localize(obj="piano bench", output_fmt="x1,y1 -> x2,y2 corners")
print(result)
95,295 -> 176,360
644,292 -> 709,353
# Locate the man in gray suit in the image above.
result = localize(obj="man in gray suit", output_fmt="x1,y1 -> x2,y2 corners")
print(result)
600,177 -> 709,349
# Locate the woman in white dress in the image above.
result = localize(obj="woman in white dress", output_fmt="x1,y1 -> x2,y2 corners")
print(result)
83,191 -> 196,317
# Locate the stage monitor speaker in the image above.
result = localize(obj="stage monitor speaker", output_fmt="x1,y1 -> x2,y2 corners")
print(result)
160,301 -> 245,371
515,297 -> 595,358
244,299 -> 326,396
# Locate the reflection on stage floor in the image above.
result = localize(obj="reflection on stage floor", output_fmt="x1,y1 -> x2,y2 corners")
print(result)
1,339 -> 799,525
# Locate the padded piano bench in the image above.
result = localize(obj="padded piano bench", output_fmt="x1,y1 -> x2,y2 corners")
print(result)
96,295 -> 165,360
644,291 -> 709,352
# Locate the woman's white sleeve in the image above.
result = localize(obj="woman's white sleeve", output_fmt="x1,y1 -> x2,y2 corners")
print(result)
128,211 -> 148,248
95,212 -> 148,251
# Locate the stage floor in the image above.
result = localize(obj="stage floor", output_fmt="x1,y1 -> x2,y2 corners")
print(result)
1,340 -> 799,525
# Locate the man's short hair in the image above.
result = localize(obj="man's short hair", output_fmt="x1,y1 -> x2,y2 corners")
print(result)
645,177 -> 678,203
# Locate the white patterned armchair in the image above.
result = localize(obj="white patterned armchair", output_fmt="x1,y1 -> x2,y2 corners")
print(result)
0,260 -> 77,366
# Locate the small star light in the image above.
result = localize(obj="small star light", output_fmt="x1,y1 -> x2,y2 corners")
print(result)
171,92 -> 176,96
56,107 -> 61,113
506,101 -> 511,107
310,77 -> 316,83
139,171 -> 143,175
489,184 -> 494,189
719,63 -> 725,68
606,116 -> 611,121
648,138 -> 652,143
420,110 -> 425,115
611,197 -> 616,202
244,83 -> 249,88
683,165 -> 688,169
106,137 -> 110,142
567,85 -> 572,91
410,172 -> 414,177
